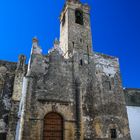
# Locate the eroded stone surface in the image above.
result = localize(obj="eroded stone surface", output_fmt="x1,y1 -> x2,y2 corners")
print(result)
0,61 -> 17,135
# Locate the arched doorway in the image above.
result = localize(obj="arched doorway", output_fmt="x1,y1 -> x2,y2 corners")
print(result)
43,112 -> 63,140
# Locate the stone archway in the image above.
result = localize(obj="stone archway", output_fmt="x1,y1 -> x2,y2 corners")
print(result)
43,112 -> 63,140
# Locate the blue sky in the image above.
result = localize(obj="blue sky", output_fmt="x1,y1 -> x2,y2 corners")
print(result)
0,0 -> 140,88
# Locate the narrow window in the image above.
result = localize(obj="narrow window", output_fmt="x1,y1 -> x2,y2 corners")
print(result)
110,129 -> 117,138
72,42 -> 75,53
75,10 -> 84,25
103,81 -> 111,91
87,46 -> 89,54
62,14 -> 65,26
108,81 -> 111,90
87,45 -> 90,64
72,42 -> 75,47
0,79 -> 4,94
80,59 -> 83,66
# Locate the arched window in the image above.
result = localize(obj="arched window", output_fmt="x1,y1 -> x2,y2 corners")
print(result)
75,9 -> 84,25
43,112 -> 63,140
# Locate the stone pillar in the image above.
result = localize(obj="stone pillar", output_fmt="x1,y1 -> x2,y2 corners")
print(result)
7,55 -> 26,140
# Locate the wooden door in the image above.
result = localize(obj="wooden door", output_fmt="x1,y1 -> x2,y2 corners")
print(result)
0,133 -> 6,140
43,112 -> 63,140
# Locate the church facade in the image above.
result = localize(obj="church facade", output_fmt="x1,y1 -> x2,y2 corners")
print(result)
1,0 -> 139,140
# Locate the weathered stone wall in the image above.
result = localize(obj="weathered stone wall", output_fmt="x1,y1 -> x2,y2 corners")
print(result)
7,55 -> 26,140
124,88 -> 140,106
0,51 -> 133,140
20,49 -> 78,140
0,60 -> 17,139
17,42 -> 131,140
92,52 -> 131,140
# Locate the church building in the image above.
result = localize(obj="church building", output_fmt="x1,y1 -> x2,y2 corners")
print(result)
1,0 -> 138,139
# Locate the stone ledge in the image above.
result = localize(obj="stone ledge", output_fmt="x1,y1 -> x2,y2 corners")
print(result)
37,98 -> 72,104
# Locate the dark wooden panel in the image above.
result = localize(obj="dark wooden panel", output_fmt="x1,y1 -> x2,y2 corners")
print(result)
43,137 -> 62,140
0,133 -> 7,140
43,113 -> 63,140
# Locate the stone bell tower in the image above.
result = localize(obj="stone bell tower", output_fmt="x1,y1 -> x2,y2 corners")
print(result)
60,0 -> 93,58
